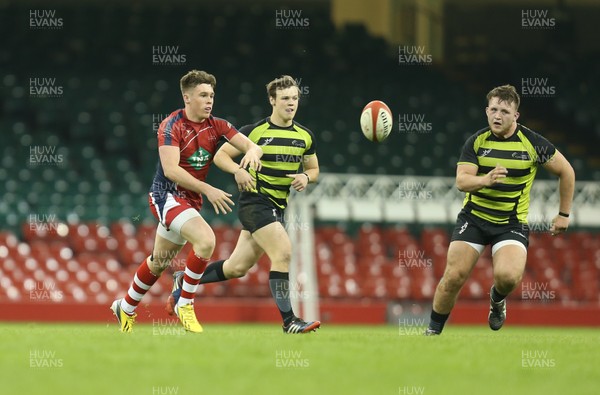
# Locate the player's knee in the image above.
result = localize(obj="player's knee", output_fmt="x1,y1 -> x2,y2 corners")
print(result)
494,269 -> 522,289
192,237 -> 216,258
441,270 -> 469,292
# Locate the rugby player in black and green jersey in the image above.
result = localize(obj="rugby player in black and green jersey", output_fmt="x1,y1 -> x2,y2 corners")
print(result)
426,85 -> 575,335
167,76 -> 321,334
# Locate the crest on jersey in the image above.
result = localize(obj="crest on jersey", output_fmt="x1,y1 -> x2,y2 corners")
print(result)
261,137 -> 274,146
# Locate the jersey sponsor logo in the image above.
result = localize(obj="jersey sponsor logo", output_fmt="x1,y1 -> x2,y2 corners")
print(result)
459,221 -> 469,234
291,139 -> 306,148
187,147 -> 212,170
480,149 -> 492,157
512,152 -> 529,160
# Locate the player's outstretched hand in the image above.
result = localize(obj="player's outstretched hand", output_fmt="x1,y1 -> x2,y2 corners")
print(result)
239,146 -> 263,172
286,173 -> 309,192
550,215 -> 569,236
485,164 -> 508,186
205,186 -> 235,214
234,168 -> 254,192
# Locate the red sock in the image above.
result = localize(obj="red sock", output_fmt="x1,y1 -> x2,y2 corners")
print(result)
121,258 -> 159,314
178,250 -> 209,305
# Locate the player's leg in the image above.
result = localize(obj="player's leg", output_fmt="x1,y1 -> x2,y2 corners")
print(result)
488,239 -> 528,331
121,226 -> 185,312
251,221 -> 320,333
208,230 -> 265,280
164,210 -> 216,332
492,244 -> 527,295
425,241 -> 482,335
111,224 -> 185,333
148,190 -> 212,332
433,241 -> 482,313
426,211 -> 485,335
177,213 -> 215,304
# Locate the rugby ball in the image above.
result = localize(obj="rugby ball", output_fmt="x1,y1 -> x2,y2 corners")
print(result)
360,100 -> 393,142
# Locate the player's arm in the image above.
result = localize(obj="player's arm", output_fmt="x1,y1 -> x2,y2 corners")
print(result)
542,150 -> 575,235
455,163 -> 508,192
214,142 -> 256,192
287,154 -> 319,192
302,154 -> 319,184
227,133 -> 263,171
159,145 -> 234,214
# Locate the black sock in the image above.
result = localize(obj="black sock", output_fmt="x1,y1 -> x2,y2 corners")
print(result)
198,260 -> 227,284
491,286 -> 507,303
269,271 -> 295,325
428,309 -> 450,333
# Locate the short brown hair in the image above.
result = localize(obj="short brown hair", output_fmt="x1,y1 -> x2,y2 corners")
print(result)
266,75 -> 299,99
486,84 -> 520,110
180,70 -> 216,92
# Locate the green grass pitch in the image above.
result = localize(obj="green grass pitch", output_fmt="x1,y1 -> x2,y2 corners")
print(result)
1,322 -> 599,395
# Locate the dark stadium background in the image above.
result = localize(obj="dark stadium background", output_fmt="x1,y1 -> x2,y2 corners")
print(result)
1,0 -> 599,327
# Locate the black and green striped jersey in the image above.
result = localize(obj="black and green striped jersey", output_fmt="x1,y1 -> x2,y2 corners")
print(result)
457,124 -> 556,224
240,117 -> 316,209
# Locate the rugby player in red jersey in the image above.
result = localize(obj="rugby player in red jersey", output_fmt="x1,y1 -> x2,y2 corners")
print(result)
110,70 -> 262,333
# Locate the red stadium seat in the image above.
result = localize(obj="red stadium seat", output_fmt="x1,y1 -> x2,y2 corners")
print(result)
0,231 -> 19,250
7,221 -> 594,308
